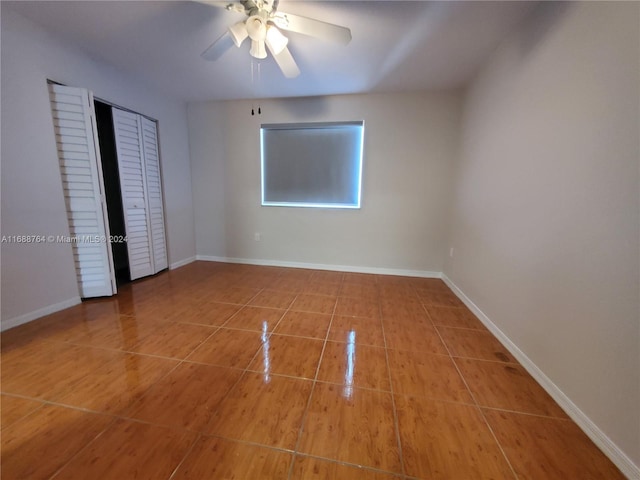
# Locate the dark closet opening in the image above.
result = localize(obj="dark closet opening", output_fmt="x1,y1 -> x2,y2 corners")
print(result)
95,100 -> 130,286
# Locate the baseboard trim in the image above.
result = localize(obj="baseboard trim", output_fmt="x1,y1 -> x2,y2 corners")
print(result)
1,296 -> 82,332
442,274 -> 639,480
195,255 -> 441,278
169,256 -> 196,270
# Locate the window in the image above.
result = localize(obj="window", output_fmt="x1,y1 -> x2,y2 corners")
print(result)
261,121 -> 364,209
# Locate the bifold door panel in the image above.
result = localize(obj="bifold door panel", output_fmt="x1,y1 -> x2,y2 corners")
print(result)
112,109 -> 154,280
140,117 -> 168,272
112,109 -> 167,279
48,84 -> 116,297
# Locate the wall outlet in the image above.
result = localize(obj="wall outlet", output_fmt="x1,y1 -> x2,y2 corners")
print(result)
254,233 -> 262,242
449,247 -> 454,258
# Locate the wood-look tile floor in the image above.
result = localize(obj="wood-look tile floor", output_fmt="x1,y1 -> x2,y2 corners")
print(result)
0,262 -> 625,479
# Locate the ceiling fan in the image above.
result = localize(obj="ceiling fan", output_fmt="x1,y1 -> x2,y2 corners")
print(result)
199,0 -> 352,78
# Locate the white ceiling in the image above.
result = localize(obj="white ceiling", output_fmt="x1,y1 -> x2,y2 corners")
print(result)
4,1 -> 536,102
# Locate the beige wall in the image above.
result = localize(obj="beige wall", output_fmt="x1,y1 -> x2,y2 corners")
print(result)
189,91 -> 461,274
446,2 -> 639,468
1,9 -> 196,326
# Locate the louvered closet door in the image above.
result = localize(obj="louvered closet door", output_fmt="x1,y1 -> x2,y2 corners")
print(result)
48,84 -> 116,298
140,117 -> 168,272
112,109 -> 154,280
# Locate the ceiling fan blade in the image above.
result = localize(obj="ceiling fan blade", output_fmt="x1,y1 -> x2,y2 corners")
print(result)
271,11 -> 351,45
201,32 -> 235,61
267,43 -> 300,78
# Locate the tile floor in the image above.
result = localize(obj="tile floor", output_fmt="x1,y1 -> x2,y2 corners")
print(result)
0,261 -> 625,479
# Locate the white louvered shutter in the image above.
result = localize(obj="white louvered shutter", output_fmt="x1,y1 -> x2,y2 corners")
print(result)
48,84 -> 116,298
112,109 -> 154,280
140,117 -> 168,272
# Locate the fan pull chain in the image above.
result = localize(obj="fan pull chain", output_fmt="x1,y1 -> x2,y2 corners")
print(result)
251,61 -> 255,115
250,60 -> 263,116
258,62 -> 262,114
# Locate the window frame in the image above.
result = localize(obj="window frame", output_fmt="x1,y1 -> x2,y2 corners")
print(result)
260,121 -> 365,209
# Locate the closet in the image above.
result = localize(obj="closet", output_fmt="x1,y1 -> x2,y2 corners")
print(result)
48,83 -> 168,298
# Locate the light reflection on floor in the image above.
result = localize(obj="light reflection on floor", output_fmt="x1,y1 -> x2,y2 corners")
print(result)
343,330 -> 356,398
261,320 -> 271,383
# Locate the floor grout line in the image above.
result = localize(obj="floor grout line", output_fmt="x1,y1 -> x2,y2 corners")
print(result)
381,284 -> 407,479
166,433 -> 203,480
430,312 -> 520,480
46,414 -> 121,480
286,278 -> 342,480
292,450 -> 409,478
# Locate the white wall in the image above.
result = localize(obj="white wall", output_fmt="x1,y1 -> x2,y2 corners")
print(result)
1,9 -> 196,326
189,92 -> 461,274
446,2 -> 639,471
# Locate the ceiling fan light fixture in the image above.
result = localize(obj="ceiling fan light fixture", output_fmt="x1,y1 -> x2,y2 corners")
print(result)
246,15 -> 267,41
250,39 -> 267,59
265,25 -> 288,55
228,21 -> 249,47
